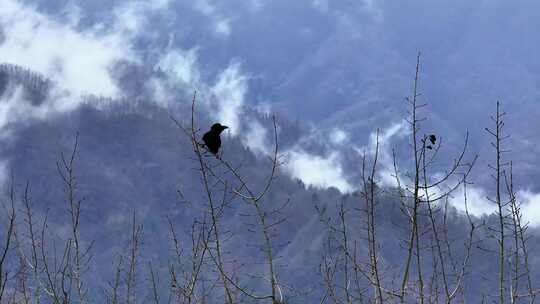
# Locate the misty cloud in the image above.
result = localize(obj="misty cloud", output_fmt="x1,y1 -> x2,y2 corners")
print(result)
113,0 -> 171,35
518,191 -> 540,227
0,86 -> 51,132
210,63 -> 248,135
286,149 -> 353,192
0,0 -> 136,98
242,118 -> 269,154
157,48 -> 200,85
329,128 -> 348,145
450,185 -> 496,217
355,120 -> 409,187
193,0 -> 233,37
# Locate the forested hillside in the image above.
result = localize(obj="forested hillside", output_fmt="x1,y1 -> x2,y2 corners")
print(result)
0,63 -> 539,303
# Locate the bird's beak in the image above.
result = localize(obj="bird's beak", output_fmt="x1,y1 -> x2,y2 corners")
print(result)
223,126 -> 229,130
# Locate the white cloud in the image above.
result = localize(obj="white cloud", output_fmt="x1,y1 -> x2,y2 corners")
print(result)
210,63 -> 247,135
0,0 -> 180,123
275,121 -> 408,195
147,77 -> 169,106
242,119 -> 269,154
154,47 -> 248,135
449,185 -> 496,217
0,0 -> 173,182
114,4 -> 143,34
330,128 -> 348,145
448,186 -> 540,227
113,0 -> 170,35
0,86 -> 54,133
369,121 -> 408,154
286,150 -> 353,193
193,0 -> 232,37
156,48 -> 200,84
215,19 -> 231,36
517,190 -> 540,227
356,120 -> 409,187
0,0 -> 137,98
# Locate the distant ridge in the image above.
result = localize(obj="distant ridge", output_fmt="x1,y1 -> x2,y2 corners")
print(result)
0,63 -> 52,105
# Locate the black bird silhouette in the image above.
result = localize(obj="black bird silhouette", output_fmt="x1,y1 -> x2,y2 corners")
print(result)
202,123 -> 228,154
426,134 -> 437,150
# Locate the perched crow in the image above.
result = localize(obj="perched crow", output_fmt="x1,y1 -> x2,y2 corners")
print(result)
202,123 -> 228,154
427,134 -> 436,150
